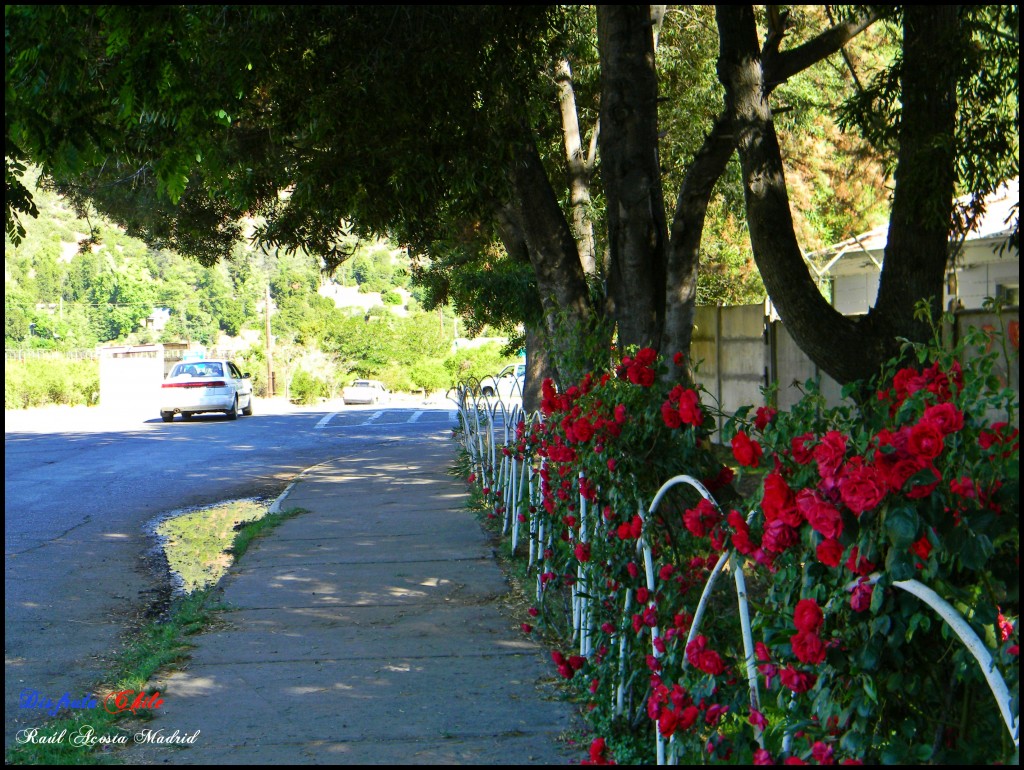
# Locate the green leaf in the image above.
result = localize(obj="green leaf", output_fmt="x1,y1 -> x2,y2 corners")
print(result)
885,506 -> 919,549
871,615 -> 892,636
958,533 -> 993,571
885,547 -> 916,582
869,581 -> 886,614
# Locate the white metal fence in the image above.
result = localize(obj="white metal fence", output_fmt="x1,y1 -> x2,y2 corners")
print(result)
449,382 -> 1019,763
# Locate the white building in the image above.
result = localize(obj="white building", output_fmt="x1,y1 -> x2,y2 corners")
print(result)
806,178 -> 1019,314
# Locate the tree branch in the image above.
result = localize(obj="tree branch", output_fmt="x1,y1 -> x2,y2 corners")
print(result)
762,6 -> 881,93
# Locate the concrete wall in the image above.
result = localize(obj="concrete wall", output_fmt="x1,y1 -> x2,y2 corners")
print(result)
98,345 -> 164,412
956,260 -> 1019,309
692,304 -> 769,436
697,305 -> 1019,421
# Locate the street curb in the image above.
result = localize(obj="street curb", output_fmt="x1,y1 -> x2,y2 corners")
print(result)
267,456 -> 344,514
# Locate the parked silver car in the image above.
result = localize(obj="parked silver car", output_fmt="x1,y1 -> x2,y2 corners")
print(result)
342,379 -> 389,405
160,359 -> 254,422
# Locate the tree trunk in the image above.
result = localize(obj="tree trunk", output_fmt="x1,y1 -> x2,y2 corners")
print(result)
555,58 -> 599,278
507,137 -> 596,375
717,5 -> 959,385
494,200 -> 564,403
523,324 -> 556,412
872,6 -> 959,342
661,112 -> 736,382
662,7 -> 877,384
598,5 -> 668,353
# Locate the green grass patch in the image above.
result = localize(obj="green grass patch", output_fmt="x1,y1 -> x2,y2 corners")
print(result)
156,499 -> 276,593
6,505 -> 304,765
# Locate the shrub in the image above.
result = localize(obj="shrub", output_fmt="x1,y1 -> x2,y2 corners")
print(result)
289,369 -> 329,405
462,318 -> 1019,765
5,358 -> 99,409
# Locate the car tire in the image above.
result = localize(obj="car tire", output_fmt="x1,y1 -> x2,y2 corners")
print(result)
482,387 -> 495,397
182,412 -> 194,421
160,411 -> 174,423
226,397 -> 238,420
241,396 -> 253,416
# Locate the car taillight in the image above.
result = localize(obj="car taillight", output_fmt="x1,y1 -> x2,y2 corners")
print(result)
163,381 -> 227,388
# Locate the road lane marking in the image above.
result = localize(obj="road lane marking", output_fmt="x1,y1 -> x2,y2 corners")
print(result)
314,413 -> 338,430
360,411 -> 384,426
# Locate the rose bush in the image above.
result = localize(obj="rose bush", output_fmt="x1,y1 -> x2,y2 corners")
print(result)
458,321 -> 1018,765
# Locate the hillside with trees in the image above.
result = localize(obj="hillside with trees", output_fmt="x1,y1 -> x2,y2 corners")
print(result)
4,173 -> 519,406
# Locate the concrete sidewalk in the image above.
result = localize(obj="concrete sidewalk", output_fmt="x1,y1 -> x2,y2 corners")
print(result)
123,433 -> 584,764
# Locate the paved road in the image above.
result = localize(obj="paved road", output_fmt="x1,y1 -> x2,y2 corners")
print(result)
4,397 -> 458,748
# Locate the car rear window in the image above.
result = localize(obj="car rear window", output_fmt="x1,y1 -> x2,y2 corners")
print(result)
173,362 -> 223,377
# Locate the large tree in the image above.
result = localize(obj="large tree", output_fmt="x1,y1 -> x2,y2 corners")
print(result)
717,4 -> 1018,384
6,6 -> 1017,390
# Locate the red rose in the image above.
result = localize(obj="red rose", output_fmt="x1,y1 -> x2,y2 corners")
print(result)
922,402 -> 964,435
754,406 -> 778,430
811,742 -> 835,765
910,535 -> 932,561
791,631 -> 826,664
908,420 -> 945,460
731,431 -> 763,468
686,635 -> 726,675
683,498 -> 720,538
793,598 -> 824,633
661,401 -> 683,429
950,477 -> 977,498
573,417 -> 595,443
731,528 -> 757,555
704,703 -> 729,727
678,704 -> 700,732
762,520 -> 798,553
816,539 -> 844,567
779,666 -> 817,693
791,432 -> 815,464
705,465 -> 735,492
813,431 -> 848,479
797,489 -> 843,539
874,450 -> 925,493
678,389 -> 703,426
849,579 -> 873,612
763,472 -> 801,526
904,464 -> 941,499
845,546 -> 876,576
627,361 -> 655,387
574,542 -> 591,562
837,462 -> 887,515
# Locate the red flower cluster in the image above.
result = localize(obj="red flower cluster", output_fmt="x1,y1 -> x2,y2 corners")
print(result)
790,599 -> 827,665
731,431 -> 763,468
581,736 -> 616,766
662,385 -> 704,429
647,679 -> 700,738
617,347 -> 658,388
551,650 -> 587,680
686,634 -> 726,675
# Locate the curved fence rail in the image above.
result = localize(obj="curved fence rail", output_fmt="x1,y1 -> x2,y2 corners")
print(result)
449,381 -> 1019,762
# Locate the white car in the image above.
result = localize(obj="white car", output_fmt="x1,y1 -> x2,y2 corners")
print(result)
479,363 -> 525,401
343,379 -> 389,405
160,359 -> 254,422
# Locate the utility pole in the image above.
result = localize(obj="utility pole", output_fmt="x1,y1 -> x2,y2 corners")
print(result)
265,283 -> 274,397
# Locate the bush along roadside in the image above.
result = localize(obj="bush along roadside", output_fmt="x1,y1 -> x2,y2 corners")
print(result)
453,319 -> 1018,765
5,506 -> 304,765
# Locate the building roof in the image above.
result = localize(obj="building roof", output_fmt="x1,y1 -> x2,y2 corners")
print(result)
807,177 -> 1019,278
